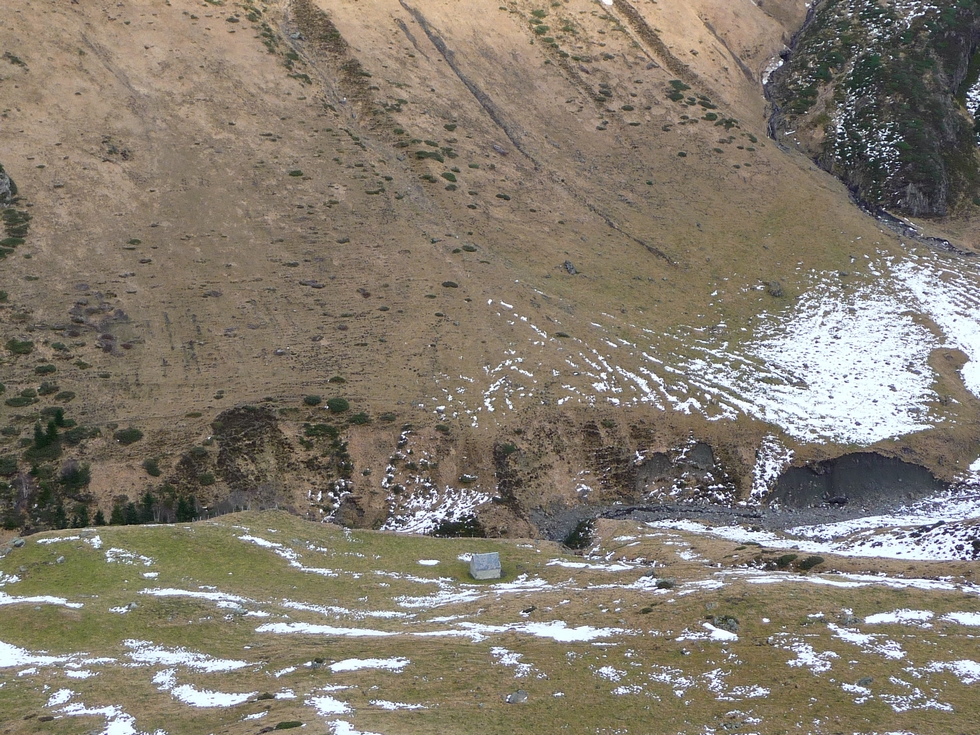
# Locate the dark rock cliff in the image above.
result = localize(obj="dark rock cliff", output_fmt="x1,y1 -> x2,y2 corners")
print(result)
768,0 -> 980,217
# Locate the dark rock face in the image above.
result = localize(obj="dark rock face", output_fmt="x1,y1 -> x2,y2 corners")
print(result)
0,164 -> 15,205
768,0 -> 980,217
769,452 -> 948,510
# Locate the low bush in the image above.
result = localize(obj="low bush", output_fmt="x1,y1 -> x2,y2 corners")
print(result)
326,397 -> 349,413
143,458 -> 162,477
776,553 -> 798,568
6,339 -> 33,355
563,519 -> 594,550
798,555 -> 825,571
113,428 -> 144,445
431,514 -> 485,537
303,395 -> 322,406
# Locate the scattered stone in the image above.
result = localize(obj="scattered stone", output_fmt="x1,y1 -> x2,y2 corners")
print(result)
563,260 -> 578,275
55,556 -> 65,565
767,280 -> 783,297
505,690 -> 528,704
12,538 -> 24,548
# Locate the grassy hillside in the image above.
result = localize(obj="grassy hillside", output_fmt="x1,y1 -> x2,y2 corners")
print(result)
2,511 -> 980,733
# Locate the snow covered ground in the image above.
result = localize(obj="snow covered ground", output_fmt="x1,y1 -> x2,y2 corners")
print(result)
422,248 -> 980,450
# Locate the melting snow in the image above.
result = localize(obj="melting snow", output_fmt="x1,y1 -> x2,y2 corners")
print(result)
865,609 -> 934,626
0,591 -> 83,609
125,640 -> 250,672
328,657 -> 409,673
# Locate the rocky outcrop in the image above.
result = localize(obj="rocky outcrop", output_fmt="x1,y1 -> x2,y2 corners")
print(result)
768,0 -> 980,217
768,452 -> 948,510
0,163 -> 16,205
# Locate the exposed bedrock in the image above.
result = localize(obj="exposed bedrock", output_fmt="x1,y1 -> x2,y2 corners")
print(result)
768,452 -> 949,510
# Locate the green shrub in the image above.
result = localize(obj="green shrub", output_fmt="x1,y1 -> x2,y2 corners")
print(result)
776,553 -> 798,569
61,426 -> 94,446
303,395 -> 322,406
143,458 -> 162,477
462,244 -> 478,252
431,514 -> 485,538
274,723 -> 303,731
51,342 -> 68,352
6,339 -> 33,355
113,428 -> 144,445
0,455 -> 17,476
441,281 -> 458,288
435,423 -> 450,434
198,472 -> 216,486
38,382 -> 58,396
563,519 -> 594,549
655,578 -> 676,589
326,397 -> 350,413
54,391 -> 76,403
798,555 -> 825,571
441,172 -> 457,182
348,412 -> 371,425
60,462 -> 91,491
379,411 -> 397,422
4,396 -> 36,408
288,170 -> 304,177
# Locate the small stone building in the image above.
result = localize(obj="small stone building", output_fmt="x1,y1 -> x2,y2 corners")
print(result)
469,551 -> 501,580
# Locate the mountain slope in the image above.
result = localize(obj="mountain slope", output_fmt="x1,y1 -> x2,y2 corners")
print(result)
1,0 -> 980,537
